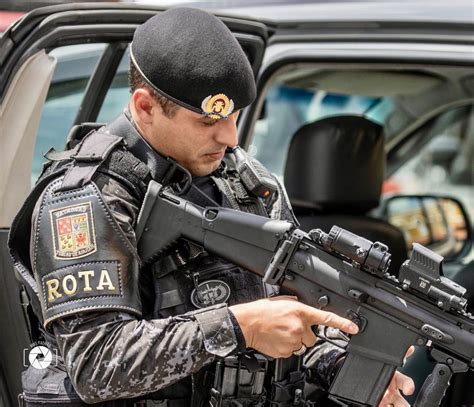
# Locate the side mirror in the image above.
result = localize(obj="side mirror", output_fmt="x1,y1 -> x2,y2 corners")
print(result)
381,195 -> 472,260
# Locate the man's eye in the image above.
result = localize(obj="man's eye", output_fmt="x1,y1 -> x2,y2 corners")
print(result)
202,120 -> 217,127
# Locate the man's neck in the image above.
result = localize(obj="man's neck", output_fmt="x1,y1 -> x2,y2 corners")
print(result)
126,105 -> 160,154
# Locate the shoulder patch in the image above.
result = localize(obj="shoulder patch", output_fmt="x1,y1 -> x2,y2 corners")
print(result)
50,202 -> 97,260
34,179 -> 142,330
42,261 -> 122,309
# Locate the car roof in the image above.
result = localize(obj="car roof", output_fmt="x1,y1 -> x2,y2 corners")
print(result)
167,0 -> 474,26
3,1 -> 473,43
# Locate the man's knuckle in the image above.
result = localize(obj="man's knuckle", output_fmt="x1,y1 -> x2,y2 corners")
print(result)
320,312 -> 333,326
290,324 -> 305,336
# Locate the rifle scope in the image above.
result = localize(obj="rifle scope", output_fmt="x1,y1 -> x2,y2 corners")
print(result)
310,226 -> 391,275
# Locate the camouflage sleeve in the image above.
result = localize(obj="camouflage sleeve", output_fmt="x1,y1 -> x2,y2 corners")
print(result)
53,304 -> 237,402
304,342 -> 345,390
304,327 -> 347,390
52,174 -> 239,403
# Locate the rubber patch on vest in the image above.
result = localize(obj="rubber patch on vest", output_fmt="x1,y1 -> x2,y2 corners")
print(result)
50,202 -> 97,260
190,279 -> 231,308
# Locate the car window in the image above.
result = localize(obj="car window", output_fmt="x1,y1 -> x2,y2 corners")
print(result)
387,105 -> 474,225
97,48 -> 131,123
249,63 -> 469,181
32,44 -> 106,184
32,43 -> 132,185
250,82 -> 385,177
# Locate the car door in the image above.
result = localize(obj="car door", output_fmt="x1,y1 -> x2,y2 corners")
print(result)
0,5 -> 268,404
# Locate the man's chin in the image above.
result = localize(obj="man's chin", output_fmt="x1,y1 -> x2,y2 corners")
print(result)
191,161 -> 221,177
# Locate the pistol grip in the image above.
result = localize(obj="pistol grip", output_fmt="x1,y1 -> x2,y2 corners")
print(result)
414,363 -> 452,407
414,353 -> 468,407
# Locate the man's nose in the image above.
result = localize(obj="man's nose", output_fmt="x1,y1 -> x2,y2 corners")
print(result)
214,118 -> 238,148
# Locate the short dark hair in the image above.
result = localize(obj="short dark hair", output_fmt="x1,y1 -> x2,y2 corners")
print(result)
128,59 -> 179,118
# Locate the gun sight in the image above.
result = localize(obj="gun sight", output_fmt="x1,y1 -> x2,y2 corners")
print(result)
399,243 -> 468,312
310,226 -> 391,275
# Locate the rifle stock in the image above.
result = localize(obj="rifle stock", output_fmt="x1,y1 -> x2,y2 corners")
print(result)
137,181 -> 474,407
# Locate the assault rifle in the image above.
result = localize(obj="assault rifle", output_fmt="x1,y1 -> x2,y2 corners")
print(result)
136,181 -> 474,407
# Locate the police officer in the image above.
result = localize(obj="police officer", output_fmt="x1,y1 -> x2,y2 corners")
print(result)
9,7 -> 414,407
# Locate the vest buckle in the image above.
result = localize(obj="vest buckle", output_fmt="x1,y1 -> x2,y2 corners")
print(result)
18,394 -> 26,407
71,153 -> 104,162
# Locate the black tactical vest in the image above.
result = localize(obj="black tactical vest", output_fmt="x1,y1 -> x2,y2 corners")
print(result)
133,130 -> 273,407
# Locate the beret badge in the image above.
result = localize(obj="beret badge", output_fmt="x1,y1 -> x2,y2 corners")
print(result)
201,93 -> 235,120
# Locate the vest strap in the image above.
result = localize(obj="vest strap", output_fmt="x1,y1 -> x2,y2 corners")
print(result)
160,289 -> 183,309
58,131 -> 124,191
43,145 -> 79,161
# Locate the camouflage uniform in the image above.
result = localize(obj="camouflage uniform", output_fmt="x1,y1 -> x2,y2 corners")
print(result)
10,111 -> 344,406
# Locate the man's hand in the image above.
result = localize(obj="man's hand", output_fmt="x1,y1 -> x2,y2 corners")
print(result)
378,347 -> 416,407
229,296 -> 359,358
377,371 -> 415,407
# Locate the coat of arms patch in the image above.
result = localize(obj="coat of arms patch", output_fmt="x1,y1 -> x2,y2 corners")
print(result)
50,202 -> 97,259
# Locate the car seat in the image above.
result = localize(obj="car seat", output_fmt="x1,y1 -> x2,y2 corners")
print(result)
284,115 -> 408,276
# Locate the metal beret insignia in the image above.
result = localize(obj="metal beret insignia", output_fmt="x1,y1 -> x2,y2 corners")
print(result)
201,93 -> 235,120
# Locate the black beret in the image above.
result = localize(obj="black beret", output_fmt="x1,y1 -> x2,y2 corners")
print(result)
131,7 -> 256,119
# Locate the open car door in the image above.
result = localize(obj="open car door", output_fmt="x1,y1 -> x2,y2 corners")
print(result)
0,4 -> 268,404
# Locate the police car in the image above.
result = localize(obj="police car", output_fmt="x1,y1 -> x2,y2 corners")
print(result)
0,2 -> 472,406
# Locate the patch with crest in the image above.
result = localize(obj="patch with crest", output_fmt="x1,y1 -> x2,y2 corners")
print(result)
191,279 -> 231,308
201,93 -> 234,120
50,202 -> 97,260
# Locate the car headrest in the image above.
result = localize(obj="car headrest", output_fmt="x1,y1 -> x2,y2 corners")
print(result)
284,115 -> 384,213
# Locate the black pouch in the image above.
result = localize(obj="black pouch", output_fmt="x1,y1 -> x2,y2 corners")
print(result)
19,365 -> 132,407
209,354 -> 268,407
20,364 -> 86,406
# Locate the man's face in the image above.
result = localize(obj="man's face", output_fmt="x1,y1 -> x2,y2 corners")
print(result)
147,103 -> 239,176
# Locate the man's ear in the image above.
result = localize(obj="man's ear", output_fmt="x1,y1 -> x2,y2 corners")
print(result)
131,88 -> 159,124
